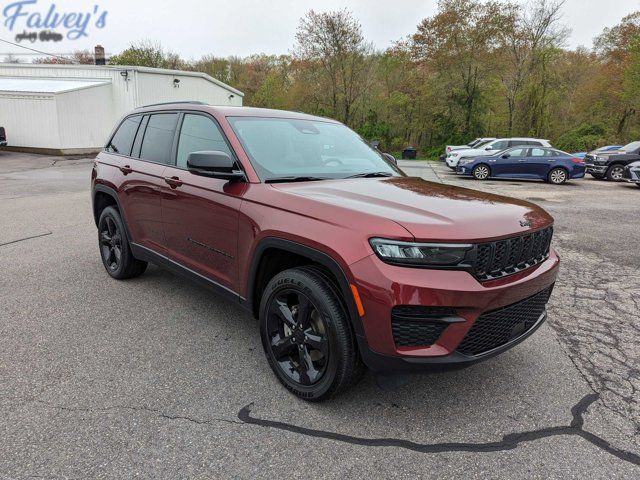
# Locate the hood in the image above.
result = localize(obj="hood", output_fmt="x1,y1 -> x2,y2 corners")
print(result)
449,147 -> 486,157
271,177 -> 553,241
589,148 -> 624,157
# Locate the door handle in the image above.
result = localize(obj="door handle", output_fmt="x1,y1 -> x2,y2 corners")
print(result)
164,176 -> 183,188
120,165 -> 133,175
518,159 -> 527,162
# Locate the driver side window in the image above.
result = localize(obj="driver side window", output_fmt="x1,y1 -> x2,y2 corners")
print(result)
176,114 -> 233,169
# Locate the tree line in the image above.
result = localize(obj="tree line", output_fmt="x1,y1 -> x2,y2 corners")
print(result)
32,0 -> 640,156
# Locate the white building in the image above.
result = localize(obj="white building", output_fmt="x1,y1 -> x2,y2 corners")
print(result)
0,64 -> 243,154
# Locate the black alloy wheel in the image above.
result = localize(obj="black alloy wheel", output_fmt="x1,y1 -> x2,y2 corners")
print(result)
97,206 -> 147,280
100,215 -> 122,272
266,290 -> 329,386
259,267 -> 364,401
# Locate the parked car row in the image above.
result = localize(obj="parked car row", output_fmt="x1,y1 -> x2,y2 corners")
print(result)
441,137 -> 640,187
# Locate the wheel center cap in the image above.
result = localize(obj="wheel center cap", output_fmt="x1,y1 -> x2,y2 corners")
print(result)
294,330 -> 305,343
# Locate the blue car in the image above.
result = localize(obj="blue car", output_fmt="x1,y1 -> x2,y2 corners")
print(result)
456,146 -> 586,184
572,145 -> 622,159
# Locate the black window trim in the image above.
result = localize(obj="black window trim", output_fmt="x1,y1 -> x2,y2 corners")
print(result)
104,109 -> 242,175
131,114 -> 150,159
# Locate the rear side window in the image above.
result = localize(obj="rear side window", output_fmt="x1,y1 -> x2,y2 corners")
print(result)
176,114 -> 233,169
508,147 -> 527,157
530,148 -> 551,157
139,113 -> 179,164
107,115 -> 142,155
491,140 -> 509,150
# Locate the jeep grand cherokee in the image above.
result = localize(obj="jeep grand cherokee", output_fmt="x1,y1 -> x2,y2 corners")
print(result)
91,103 -> 559,401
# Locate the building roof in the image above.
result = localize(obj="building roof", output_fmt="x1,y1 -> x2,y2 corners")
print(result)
0,63 -> 244,97
0,77 -> 110,94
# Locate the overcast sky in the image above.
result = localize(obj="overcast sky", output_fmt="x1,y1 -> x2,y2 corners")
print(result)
1,0 -> 639,60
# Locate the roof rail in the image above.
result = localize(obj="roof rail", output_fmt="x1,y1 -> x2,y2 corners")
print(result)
137,100 -> 209,109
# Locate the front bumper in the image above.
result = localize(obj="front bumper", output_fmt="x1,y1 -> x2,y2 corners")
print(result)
585,163 -> 607,174
0,141 -> 6,147
349,249 -> 560,372
623,166 -> 640,183
456,164 -> 473,176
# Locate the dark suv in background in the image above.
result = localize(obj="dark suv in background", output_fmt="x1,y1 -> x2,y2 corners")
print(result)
92,102 -> 559,400
585,140 -> 640,180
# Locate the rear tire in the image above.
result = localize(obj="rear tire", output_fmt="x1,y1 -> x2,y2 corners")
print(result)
98,206 -> 147,280
259,266 -> 363,401
548,167 -> 568,185
606,164 -> 624,181
472,164 -> 490,180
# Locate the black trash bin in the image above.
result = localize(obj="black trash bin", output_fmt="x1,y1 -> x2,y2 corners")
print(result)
401,147 -> 417,160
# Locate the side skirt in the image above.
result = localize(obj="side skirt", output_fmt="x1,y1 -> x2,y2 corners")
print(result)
130,242 -> 250,311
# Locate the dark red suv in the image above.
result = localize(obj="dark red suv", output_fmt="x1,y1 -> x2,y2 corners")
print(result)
92,102 -> 559,401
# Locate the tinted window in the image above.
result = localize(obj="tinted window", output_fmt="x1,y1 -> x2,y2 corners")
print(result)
621,141 -> 640,152
139,113 -> 179,164
491,140 -> 509,150
228,117 -> 399,181
176,114 -> 233,169
107,115 -> 142,155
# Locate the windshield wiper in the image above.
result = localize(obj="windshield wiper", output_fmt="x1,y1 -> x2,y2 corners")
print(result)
265,176 -> 328,184
344,172 -> 394,179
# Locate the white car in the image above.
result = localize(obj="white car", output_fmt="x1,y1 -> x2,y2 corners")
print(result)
445,138 -> 551,169
445,137 -> 496,155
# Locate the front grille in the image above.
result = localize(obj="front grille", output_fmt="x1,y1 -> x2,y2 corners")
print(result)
391,306 -> 454,347
473,226 -> 553,281
457,287 -> 552,356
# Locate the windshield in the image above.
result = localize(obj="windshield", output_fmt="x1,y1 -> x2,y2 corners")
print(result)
228,117 -> 401,181
621,141 -> 640,152
474,141 -> 493,150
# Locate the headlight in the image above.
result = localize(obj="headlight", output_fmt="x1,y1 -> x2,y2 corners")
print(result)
450,152 -> 459,157
459,158 -> 474,165
595,156 -> 606,162
369,238 -> 473,267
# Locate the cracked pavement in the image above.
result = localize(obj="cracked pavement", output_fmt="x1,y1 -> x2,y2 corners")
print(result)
0,152 -> 638,478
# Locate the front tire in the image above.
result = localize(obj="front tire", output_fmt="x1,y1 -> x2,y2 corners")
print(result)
259,267 -> 363,401
98,206 -> 147,279
472,164 -> 491,180
548,167 -> 568,185
606,164 -> 624,181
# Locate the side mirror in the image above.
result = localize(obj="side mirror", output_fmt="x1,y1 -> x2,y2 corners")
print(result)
187,151 -> 245,181
382,153 -> 397,165
501,153 -> 511,159
485,146 -> 494,150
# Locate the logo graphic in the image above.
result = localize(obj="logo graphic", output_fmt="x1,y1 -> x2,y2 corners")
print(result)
2,0 -> 108,43
519,220 -> 531,227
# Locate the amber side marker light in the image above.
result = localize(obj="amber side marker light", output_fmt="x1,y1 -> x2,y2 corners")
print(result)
350,284 -> 365,317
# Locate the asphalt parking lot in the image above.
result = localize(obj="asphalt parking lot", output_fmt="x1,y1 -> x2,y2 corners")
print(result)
1,152 -> 638,478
